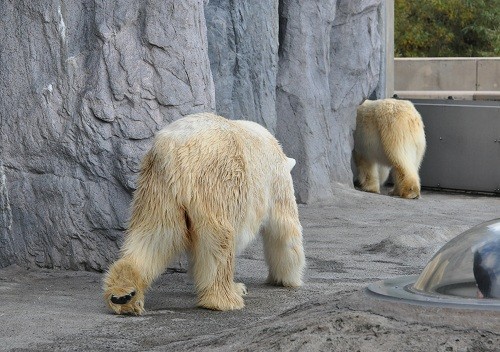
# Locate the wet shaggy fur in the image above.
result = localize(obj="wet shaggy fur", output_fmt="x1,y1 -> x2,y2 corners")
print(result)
353,99 -> 426,199
103,113 -> 305,315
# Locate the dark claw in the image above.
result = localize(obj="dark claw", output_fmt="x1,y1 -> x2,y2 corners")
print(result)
110,291 -> 136,305
110,295 -> 129,305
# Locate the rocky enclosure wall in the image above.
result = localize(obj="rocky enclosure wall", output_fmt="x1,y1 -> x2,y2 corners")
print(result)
0,0 -> 384,270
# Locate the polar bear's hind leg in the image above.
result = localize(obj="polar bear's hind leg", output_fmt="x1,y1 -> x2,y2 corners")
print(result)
262,170 -> 305,287
192,222 -> 245,311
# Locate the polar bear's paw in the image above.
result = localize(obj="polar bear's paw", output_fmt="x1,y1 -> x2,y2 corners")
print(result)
198,287 -> 245,311
267,275 -> 303,288
105,286 -> 145,316
103,259 -> 146,315
234,282 -> 248,296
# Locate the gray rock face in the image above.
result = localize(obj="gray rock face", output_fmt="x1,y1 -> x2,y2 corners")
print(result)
276,0 -> 383,203
205,0 -> 279,133
1,0 -> 385,269
0,0 -> 215,270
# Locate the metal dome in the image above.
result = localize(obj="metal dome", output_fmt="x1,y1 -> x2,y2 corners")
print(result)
368,219 -> 500,310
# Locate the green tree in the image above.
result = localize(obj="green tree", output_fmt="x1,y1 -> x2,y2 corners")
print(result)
395,0 -> 500,57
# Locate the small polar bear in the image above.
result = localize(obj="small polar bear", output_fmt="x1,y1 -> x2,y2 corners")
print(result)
103,113 -> 305,315
353,98 -> 426,199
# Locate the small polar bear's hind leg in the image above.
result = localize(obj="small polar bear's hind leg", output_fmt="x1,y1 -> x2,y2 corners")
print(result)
378,165 -> 391,187
354,152 -> 381,194
262,164 -> 305,287
383,139 -> 421,199
380,114 -> 424,199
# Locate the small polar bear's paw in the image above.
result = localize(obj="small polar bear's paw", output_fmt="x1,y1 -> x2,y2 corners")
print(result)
105,286 -> 145,316
400,187 -> 420,199
390,184 -> 420,199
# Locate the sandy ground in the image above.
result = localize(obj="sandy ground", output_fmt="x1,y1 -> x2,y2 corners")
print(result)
1,186 -> 499,351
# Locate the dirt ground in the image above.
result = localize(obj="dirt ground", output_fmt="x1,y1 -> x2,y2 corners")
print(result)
1,186 -> 499,351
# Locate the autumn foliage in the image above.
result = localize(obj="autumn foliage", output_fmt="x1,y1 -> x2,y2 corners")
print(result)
395,0 -> 500,57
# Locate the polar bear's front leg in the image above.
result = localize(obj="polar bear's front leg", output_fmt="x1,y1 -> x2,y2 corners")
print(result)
103,223 -> 186,315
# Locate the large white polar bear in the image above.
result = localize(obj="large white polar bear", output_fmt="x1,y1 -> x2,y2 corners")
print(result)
104,113 -> 305,315
353,98 -> 426,199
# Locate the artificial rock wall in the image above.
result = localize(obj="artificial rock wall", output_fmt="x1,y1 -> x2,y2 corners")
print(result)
0,0 -> 384,270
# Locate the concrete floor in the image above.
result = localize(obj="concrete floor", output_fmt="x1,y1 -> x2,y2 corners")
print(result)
1,187 -> 499,351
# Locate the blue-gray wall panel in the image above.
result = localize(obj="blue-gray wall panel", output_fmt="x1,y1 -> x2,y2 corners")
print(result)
414,100 -> 500,193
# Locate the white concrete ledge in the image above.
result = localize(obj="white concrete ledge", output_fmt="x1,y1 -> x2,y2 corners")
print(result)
395,58 -> 500,92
